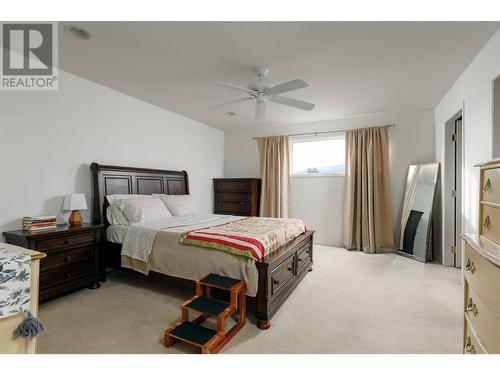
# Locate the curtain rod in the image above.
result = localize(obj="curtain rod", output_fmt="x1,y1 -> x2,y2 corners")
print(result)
252,123 -> 395,140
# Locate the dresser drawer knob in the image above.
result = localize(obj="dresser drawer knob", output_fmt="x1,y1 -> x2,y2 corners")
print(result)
482,215 -> 491,230
287,266 -> 293,272
65,272 -> 72,279
467,298 -> 478,316
272,279 -> 279,286
482,178 -> 491,192
465,258 -> 476,274
464,337 -> 476,354
64,255 -> 72,262
65,238 -> 72,245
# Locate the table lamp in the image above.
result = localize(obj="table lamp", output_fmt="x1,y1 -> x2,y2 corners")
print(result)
63,193 -> 87,226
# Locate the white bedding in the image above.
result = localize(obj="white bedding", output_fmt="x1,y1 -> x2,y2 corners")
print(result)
107,224 -> 129,243
105,214 -> 260,296
121,214 -> 231,263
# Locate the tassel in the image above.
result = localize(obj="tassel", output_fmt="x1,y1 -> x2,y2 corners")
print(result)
13,311 -> 46,338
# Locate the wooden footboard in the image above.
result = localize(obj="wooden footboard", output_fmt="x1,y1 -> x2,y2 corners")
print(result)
254,230 -> 314,329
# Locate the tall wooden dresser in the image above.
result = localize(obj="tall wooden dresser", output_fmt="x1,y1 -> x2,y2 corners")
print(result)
213,178 -> 261,216
461,159 -> 500,354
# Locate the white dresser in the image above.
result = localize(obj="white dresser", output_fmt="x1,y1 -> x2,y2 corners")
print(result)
0,243 -> 45,354
461,158 -> 500,354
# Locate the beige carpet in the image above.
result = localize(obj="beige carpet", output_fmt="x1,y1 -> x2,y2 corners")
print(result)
37,245 -> 463,354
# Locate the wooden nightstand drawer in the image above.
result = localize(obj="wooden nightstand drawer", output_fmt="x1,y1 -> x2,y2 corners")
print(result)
40,260 -> 95,289
41,245 -> 95,272
37,231 -> 96,252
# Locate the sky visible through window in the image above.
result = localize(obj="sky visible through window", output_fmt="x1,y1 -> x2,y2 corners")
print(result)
292,137 -> 345,174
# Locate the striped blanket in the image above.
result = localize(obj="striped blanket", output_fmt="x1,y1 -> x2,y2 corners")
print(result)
179,217 -> 307,261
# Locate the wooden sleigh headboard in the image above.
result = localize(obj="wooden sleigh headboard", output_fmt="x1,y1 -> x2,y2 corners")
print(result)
91,163 -> 189,226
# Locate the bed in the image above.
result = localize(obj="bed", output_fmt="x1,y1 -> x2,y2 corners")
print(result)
91,163 -> 314,329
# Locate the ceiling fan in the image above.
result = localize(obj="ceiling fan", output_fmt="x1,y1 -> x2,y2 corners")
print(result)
212,67 -> 315,120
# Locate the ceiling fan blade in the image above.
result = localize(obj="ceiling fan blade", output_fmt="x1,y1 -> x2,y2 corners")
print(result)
270,96 -> 315,111
268,79 -> 308,95
217,82 -> 256,95
210,96 -> 254,109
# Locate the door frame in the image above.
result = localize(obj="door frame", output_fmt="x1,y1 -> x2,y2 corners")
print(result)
490,70 -> 500,158
442,106 -> 465,268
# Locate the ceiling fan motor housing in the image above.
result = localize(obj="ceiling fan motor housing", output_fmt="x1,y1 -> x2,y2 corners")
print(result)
248,66 -> 273,93
248,80 -> 274,93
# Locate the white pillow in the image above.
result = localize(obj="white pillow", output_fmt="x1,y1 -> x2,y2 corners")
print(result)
105,194 -> 153,225
115,197 -> 172,224
154,194 -> 198,216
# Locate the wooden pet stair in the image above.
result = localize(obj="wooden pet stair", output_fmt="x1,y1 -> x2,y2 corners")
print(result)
164,274 -> 246,354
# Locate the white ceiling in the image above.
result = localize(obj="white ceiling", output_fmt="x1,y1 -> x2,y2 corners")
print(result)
59,22 -> 499,130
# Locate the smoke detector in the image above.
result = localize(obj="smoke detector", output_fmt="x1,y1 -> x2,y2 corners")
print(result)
64,25 -> 92,40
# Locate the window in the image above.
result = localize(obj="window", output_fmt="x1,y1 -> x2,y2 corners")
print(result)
290,134 -> 345,176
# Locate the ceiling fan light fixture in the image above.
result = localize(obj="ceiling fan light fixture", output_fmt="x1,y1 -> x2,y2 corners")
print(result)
255,101 -> 266,121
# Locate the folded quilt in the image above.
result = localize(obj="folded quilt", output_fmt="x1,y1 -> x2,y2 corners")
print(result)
0,247 -> 31,318
179,217 -> 307,261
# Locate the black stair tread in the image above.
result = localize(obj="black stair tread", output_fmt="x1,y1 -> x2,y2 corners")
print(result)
186,296 -> 230,316
169,321 -> 217,346
199,273 -> 242,290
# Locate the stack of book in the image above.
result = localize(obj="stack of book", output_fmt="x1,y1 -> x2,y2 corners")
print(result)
23,215 -> 57,231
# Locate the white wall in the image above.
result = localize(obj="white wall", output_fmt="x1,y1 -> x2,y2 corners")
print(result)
0,70 -> 225,236
224,109 -> 435,246
435,27 -> 500,264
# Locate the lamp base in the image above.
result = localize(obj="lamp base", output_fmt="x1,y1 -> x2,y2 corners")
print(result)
68,210 -> 82,226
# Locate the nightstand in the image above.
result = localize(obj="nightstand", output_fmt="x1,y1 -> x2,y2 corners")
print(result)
3,223 -> 104,302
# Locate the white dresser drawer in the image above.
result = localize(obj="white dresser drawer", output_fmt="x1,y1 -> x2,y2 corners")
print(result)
464,316 -> 486,354
465,283 -> 500,353
464,242 -> 500,315
481,204 -> 500,245
482,168 -> 500,205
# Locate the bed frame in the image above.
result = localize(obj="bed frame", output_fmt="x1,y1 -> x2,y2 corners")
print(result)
91,162 -> 314,329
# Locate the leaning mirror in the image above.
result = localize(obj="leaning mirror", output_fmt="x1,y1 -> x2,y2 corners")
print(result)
398,163 -> 440,262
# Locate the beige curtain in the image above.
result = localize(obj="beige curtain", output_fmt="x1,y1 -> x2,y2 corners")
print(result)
342,126 -> 394,253
258,136 -> 290,218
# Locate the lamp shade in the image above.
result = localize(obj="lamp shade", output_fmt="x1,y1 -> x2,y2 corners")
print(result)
63,193 -> 88,211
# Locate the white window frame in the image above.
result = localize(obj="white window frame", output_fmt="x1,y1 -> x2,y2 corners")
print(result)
289,132 -> 346,178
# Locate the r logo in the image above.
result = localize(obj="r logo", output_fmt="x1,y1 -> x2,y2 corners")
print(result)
2,23 -> 53,76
